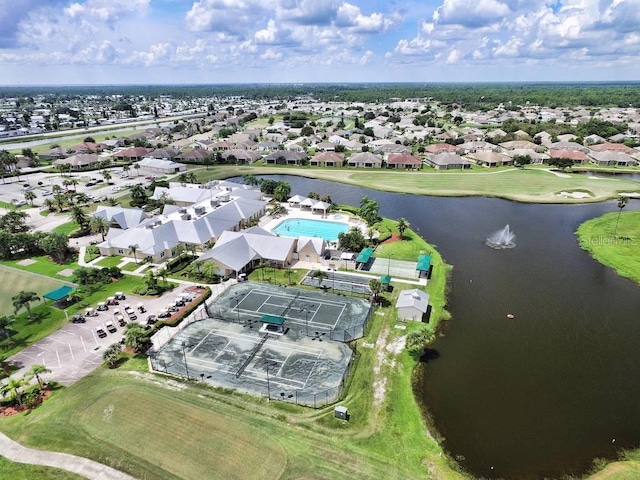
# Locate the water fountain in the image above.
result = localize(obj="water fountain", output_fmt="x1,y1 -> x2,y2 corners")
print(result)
486,224 -> 516,249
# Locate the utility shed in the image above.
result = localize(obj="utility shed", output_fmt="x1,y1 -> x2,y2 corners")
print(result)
395,289 -> 430,322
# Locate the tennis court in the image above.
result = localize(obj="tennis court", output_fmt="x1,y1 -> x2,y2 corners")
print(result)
150,318 -> 353,406
211,282 -> 371,337
150,283 -> 370,406
300,270 -> 374,295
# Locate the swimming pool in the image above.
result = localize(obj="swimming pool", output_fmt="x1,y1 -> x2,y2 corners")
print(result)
272,218 -> 348,241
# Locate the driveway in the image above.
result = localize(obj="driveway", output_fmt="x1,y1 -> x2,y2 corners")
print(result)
9,286 -> 199,386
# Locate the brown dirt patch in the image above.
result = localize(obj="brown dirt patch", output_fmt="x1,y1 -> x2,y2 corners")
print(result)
0,389 -> 52,417
382,233 -> 402,244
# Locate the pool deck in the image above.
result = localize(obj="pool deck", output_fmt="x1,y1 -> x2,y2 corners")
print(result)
260,205 -> 426,287
261,204 -> 366,245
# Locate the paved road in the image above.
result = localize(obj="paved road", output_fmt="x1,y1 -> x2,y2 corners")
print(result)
0,432 -> 136,480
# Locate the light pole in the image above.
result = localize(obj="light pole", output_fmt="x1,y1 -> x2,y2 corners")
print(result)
181,341 -> 193,380
265,360 -> 276,401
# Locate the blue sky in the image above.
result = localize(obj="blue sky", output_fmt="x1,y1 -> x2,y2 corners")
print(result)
1,0 -> 639,85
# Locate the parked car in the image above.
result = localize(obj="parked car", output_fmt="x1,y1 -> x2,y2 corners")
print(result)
96,326 -> 107,338
105,321 -> 117,334
85,181 -> 96,187
71,314 -> 85,323
42,190 -> 53,196
116,314 -> 127,327
14,200 -> 28,207
145,314 -> 157,326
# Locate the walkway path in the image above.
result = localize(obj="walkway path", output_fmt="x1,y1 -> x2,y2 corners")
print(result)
0,432 -> 136,480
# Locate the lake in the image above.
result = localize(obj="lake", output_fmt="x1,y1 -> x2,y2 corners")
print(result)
233,174 -> 640,479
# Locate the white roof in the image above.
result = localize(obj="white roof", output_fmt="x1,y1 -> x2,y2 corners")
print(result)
395,289 -> 430,313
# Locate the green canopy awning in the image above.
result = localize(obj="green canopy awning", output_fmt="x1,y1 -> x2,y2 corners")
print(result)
261,314 -> 285,326
380,275 -> 391,285
416,254 -> 432,272
43,285 -> 73,301
356,247 -> 374,264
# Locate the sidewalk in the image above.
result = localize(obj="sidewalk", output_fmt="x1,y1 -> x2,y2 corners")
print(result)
0,432 -> 137,480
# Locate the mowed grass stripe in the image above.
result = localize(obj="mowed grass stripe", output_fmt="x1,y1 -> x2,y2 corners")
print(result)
0,264 -> 65,316
77,387 -> 286,480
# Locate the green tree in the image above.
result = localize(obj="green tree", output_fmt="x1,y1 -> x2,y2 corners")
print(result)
26,364 -> 51,390
89,216 -> 109,241
39,232 -> 70,262
103,343 -> 122,368
144,270 -> 158,291
1,376 -> 28,407
24,190 -> 36,206
12,291 -> 40,320
369,278 -> 383,303
513,154 -> 532,169
311,269 -> 327,288
101,170 -> 112,183
613,195 -> 629,238
397,217 -> 410,238
338,227 -> 367,252
124,323 -> 150,352
0,315 -> 16,341
0,210 -> 29,233
242,174 -> 259,186
273,183 -> 292,202
133,163 -> 141,177
123,164 -> 131,177
406,327 -> 436,356
359,196 -> 380,226
70,205 -> 89,230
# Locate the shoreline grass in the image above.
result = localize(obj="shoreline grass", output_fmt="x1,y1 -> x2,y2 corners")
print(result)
576,211 -> 640,285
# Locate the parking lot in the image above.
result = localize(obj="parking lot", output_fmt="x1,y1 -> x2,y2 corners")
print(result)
9,286 -> 200,386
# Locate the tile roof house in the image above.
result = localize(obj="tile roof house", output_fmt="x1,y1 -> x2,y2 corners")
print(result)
52,154 -> 100,169
347,152 -> 383,168
589,142 -> 634,153
310,151 -> 344,167
548,149 -> 590,164
425,152 -> 472,170
174,148 -> 213,163
467,150 -> 514,167
263,150 -> 307,165
113,147 -> 153,161
386,153 -> 422,169
221,149 -> 262,164
588,151 -> 637,167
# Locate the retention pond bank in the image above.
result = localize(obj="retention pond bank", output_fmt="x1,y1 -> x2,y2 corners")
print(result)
244,174 -> 640,479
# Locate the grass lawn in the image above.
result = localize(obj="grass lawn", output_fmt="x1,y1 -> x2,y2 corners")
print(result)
0,456 -> 86,480
51,221 -> 79,236
120,261 -> 141,272
576,211 -> 640,284
1,255 -> 79,279
246,266 -> 307,285
197,165 -> 640,203
0,265 -> 68,317
93,256 -> 123,268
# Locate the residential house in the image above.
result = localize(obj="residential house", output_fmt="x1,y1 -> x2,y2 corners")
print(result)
221,149 -> 262,164
263,151 -> 307,166
310,151 -> 344,167
467,151 -> 514,167
347,152 -> 383,168
425,152 -> 472,170
548,149 -> 590,164
386,153 -> 422,170
588,151 -> 637,167
53,154 -> 100,170
113,147 -> 153,162
174,148 -> 212,163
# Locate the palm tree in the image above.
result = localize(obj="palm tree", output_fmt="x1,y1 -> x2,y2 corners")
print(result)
123,164 -> 131,177
129,244 -> 139,264
101,170 -> 112,184
612,195 -> 629,238
53,193 -> 66,212
103,343 -> 122,368
311,269 -> 327,289
12,291 -> 40,320
0,315 -> 16,341
369,278 -> 383,303
124,323 -> 150,352
70,205 -> 89,230
406,328 -> 436,356
1,376 -> 28,407
26,364 -> 51,390
133,163 -> 141,177
397,217 -> 410,238
24,190 -> 37,207
89,215 -> 109,241
43,198 -> 56,212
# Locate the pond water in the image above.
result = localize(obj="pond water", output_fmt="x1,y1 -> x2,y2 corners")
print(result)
232,175 -> 640,479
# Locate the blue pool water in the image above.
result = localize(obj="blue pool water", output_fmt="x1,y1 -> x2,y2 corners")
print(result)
272,218 -> 348,241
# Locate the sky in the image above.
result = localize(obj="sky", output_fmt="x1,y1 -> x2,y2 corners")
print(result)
0,0 -> 639,85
